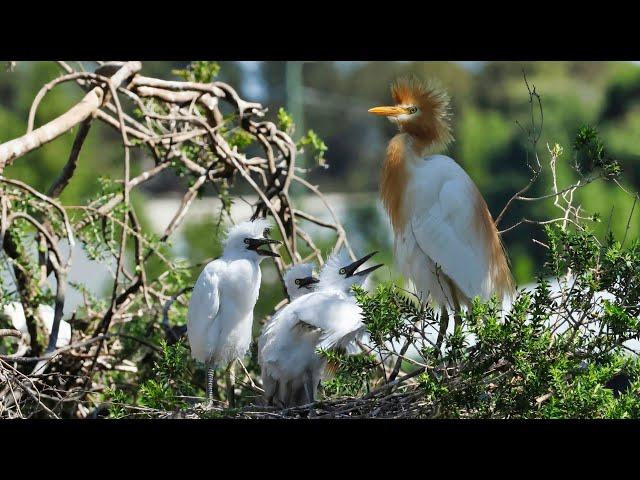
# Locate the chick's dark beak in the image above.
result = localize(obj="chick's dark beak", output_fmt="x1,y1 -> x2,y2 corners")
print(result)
341,251 -> 382,277
245,237 -> 282,257
297,276 -> 320,289
355,263 -> 384,277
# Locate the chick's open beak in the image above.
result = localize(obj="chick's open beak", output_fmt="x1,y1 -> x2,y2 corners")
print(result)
245,237 -> 282,257
297,276 -> 320,289
368,106 -> 408,117
341,251 -> 383,277
355,263 -> 384,277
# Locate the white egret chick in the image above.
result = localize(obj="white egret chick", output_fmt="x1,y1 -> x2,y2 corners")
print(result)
259,250 -> 383,408
258,262 -> 319,404
0,302 -> 72,349
186,218 -> 281,407
282,263 -> 319,301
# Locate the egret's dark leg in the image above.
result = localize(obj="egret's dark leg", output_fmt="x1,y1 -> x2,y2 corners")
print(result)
303,371 -> 317,418
225,360 -> 236,408
449,282 -> 463,332
436,306 -> 449,354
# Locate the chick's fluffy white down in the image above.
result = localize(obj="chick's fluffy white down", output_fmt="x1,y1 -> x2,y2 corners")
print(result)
187,258 -> 260,366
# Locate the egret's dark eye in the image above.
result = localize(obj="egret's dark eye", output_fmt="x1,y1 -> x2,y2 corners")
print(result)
339,268 -> 346,275
295,279 -> 301,285
263,227 -> 271,237
407,106 -> 418,114
244,238 -> 250,244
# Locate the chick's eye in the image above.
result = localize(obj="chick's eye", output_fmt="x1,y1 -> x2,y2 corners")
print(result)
244,238 -> 250,244
408,106 -> 418,114
339,268 -> 346,275
263,228 -> 271,237
295,279 -> 301,285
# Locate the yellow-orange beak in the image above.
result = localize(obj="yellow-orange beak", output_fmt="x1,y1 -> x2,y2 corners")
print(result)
368,106 -> 407,117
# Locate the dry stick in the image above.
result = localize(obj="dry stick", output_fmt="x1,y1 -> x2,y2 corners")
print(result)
160,175 -> 207,241
48,118 -> 92,198
293,175 -> 355,259
622,193 -> 638,248
0,329 -> 22,338
1,360 -> 60,419
0,176 -> 74,246
5,213 -> 64,270
494,174 -> 539,227
293,209 -> 338,230
388,339 -> 411,382
237,358 -> 263,393
0,334 -> 109,363
0,61 -> 141,169
27,72 -> 108,133
73,162 -> 173,232
128,209 -> 151,308
227,155 -> 295,261
495,71 -> 543,227
162,286 -> 193,328
94,110 -> 150,142
130,76 -> 263,117
34,118 -> 94,294
44,267 -> 67,355
499,216 -> 586,235
295,228 -> 325,265
69,206 -> 174,267
61,64 -> 152,138
135,85 -> 205,104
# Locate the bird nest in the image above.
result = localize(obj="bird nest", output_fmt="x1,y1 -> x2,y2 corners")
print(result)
106,365 -> 435,419
115,387 -> 431,419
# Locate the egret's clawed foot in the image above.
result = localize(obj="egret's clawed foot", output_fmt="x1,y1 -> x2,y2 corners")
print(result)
194,396 -> 216,411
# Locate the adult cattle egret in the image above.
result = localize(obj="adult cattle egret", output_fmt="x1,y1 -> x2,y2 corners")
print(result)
186,218 -> 281,406
368,77 -> 514,345
258,250 -> 382,407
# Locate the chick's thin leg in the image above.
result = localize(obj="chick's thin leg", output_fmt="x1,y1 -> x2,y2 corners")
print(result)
205,360 -> 216,407
282,380 -> 293,408
303,370 -> 316,405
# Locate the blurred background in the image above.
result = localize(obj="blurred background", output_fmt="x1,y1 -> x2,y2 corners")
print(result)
1,61 -> 639,321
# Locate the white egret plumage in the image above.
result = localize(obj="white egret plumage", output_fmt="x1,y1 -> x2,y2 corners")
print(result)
186,218 -> 281,406
258,262 -> 319,405
369,77 -> 514,346
281,263 -> 319,301
258,250 -> 383,407
0,302 -> 72,349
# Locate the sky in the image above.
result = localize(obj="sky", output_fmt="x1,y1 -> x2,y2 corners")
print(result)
239,61 -> 640,101
237,60 -> 488,102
